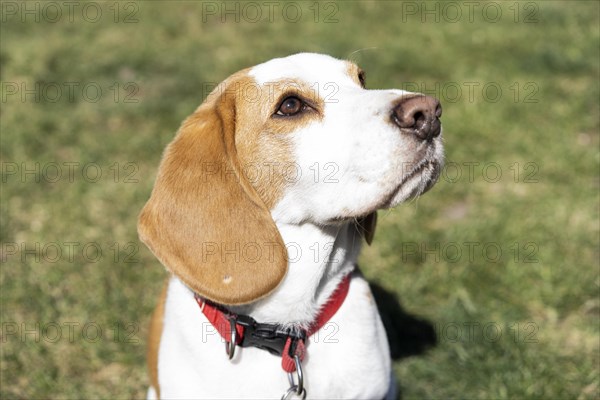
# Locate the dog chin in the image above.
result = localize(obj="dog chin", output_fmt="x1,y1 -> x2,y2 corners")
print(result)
328,159 -> 442,223
385,159 -> 441,208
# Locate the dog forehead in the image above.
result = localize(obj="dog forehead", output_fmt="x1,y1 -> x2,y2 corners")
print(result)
249,53 -> 355,86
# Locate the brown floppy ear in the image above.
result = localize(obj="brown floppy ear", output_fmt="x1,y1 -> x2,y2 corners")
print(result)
138,83 -> 287,305
356,212 -> 377,245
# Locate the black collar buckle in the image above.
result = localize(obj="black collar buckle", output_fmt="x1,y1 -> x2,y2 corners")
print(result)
233,314 -> 306,357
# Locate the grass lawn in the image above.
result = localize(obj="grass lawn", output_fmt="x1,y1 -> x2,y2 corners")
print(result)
1,1 -> 598,398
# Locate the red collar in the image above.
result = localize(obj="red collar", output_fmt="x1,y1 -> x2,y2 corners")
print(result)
194,273 -> 352,373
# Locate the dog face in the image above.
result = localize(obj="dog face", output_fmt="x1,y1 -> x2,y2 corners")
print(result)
244,53 -> 444,223
138,53 -> 443,305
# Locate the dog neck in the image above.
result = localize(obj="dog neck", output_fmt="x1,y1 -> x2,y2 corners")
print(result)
229,221 -> 362,328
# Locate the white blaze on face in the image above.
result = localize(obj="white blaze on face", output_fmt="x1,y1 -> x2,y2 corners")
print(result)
249,53 -> 444,224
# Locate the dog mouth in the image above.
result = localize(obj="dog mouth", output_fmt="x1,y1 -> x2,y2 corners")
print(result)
383,156 -> 442,208
400,158 -> 432,187
407,157 -> 440,190
325,142 -> 443,223
328,157 -> 441,224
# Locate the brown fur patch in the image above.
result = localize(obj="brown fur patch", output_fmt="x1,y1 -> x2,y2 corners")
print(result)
345,61 -> 366,88
232,76 -> 323,208
138,71 -> 296,305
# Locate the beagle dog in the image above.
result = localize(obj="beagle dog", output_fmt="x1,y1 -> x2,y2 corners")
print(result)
139,53 -> 443,399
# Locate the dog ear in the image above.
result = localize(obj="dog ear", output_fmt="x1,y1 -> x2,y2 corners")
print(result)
138,82 -> 288,305
356,212 -> 377,245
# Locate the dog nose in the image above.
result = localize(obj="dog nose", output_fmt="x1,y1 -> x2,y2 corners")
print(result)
392,95 -> 442,141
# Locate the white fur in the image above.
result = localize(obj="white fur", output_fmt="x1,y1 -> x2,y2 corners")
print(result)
152,53 -> 443,399
251,53 -> 443,224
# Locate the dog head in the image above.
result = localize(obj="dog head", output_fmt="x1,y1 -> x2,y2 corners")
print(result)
138,53 -> 444,305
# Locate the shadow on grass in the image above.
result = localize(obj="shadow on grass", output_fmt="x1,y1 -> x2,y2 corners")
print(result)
370,282 -> 437,360
370,283 -> 437,399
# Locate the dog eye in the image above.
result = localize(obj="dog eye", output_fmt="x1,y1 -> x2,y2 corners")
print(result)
276,96 -> 305,116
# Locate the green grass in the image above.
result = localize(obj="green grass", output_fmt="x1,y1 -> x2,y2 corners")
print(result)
1,1 -> 598,399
